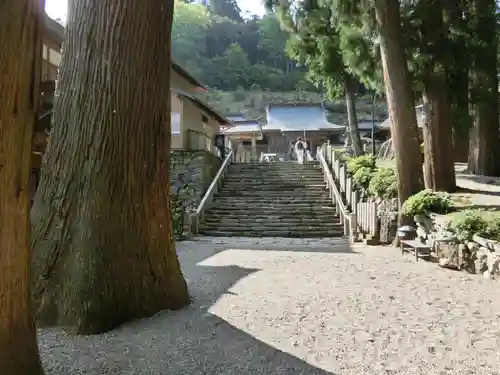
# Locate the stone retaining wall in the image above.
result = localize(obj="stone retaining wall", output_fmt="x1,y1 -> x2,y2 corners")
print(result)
414,214 -> 500,279
170,150 -> 221,211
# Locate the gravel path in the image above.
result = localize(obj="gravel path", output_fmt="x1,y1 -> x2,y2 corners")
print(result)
39,237 -> 500,375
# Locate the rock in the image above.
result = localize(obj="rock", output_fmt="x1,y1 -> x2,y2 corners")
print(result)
435,230 -> 456,241
487,252 -> 500,278
467,242 -> 479,252
416,226 -> 428,242
474,247 -> 489,275
457,243 -> 468,270
439,258 -> 458,270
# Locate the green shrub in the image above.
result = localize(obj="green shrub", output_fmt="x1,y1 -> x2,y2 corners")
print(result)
368,167 -> 398,199
346,155 -> 376,175
449,209 -> 490,242
353,166 -> 376,191
401,189 -> 453,217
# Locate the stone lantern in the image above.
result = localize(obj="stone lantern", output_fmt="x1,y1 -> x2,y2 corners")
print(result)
397,225 -> 416,242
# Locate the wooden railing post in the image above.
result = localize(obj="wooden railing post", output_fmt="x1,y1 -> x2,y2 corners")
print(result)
190,149 -> 233,235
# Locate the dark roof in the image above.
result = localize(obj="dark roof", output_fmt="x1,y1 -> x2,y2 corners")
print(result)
226,113 -> 247,122
378,105 -> 424,130
173,89 -> 229,125
356,121 -> 381,131
171,61 -> 206,90
264,103 -> 345,132
43,14 -> 64,46
223,120 -> 262,135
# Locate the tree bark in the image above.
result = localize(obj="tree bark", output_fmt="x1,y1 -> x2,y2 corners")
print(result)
0,0 -> 45,374
374,0 -> 424,208
445,0 -> 471,163
419,0 -> 456,192
31,0 -> 189,335
344,75 -> 364,157
467,0 -> 500,176
422,76 -> 456,192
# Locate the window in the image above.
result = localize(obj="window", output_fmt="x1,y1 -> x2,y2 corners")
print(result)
256,134 -> 268,145
48,48 -> 61,66
42,44 -> 48,60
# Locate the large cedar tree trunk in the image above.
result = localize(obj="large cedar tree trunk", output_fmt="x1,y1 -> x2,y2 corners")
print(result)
445,0 -> 471,163
419,0 -> 456,191
422,76 -> 456,191
374,0 -> 424,208
344,75 -> 364,157
467,0 -> 500,176
0,1 -> 45,374
31,0 -> 189,335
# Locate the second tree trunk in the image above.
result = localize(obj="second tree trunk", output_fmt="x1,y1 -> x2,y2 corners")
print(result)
31,0 -> 189,335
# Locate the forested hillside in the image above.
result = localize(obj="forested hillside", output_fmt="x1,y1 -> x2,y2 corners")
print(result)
172,0 -> 314,92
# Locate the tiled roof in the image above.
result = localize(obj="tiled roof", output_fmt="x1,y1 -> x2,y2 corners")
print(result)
171,60 -> 206,90
356,121 -> 380,131
264,103 -> 345,132
227,114 -> 247,122
172,89 -> 229,125
222,120 -> 261,134
378,105 -> 424,130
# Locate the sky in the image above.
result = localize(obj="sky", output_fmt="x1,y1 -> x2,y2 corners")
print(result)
45,0 -> 265,21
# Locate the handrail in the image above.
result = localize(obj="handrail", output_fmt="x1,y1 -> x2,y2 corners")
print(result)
188,149 -> 234,235
317,147 -> 357,240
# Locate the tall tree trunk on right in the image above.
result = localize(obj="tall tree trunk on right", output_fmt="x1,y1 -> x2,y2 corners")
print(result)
422,75 -> 456,192
445,0 -> 471,163
0,0 -> 45,374
374,0 -> 424,207
344,75 -> 364,157
31,0 -> 189,335
467,0 -> 500,176
419,0 -> 456,192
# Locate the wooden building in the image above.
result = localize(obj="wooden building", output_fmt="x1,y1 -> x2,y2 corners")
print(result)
223,103 -> 346,161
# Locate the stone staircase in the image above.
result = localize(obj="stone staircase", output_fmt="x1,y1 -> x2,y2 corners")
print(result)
199,161 -> 345,238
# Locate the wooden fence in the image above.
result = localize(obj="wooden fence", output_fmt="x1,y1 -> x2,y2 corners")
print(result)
322,144 -> 379,238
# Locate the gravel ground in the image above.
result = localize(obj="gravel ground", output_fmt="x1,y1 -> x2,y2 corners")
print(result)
39,237 -> 500,375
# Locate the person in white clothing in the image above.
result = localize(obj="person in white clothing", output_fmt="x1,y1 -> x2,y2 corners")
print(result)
295,137 -> 305,164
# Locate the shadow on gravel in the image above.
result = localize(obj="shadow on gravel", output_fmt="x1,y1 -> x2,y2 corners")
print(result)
39,244 -> 338,375
189,236 -> 358,257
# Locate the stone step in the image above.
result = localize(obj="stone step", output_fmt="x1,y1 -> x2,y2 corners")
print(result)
229,179 -> 324,183
228,168 -> 322,172
220,185 -> 327,190
220,189 -> 327,193
217,193 -> 329,198
208,201 -> 334,208
214,197 -> 331,202
226,172 -> 323,181
229,162 -> 320,167
227,179 -> 324,183
203,211 -> 337,219
202,217 -> 338,224
198,229 -> 344,238
204,209 -> 338,217
230,169 -> 323,173
201,221 -> 340,229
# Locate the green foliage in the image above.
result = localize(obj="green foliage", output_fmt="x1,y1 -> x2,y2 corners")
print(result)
448,209 -> 500,242
172,1 -> 311,92
352,166 -> 376,190
401,189 -> 453,217
368,168 -> 398,200
346,155 -> 376,175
